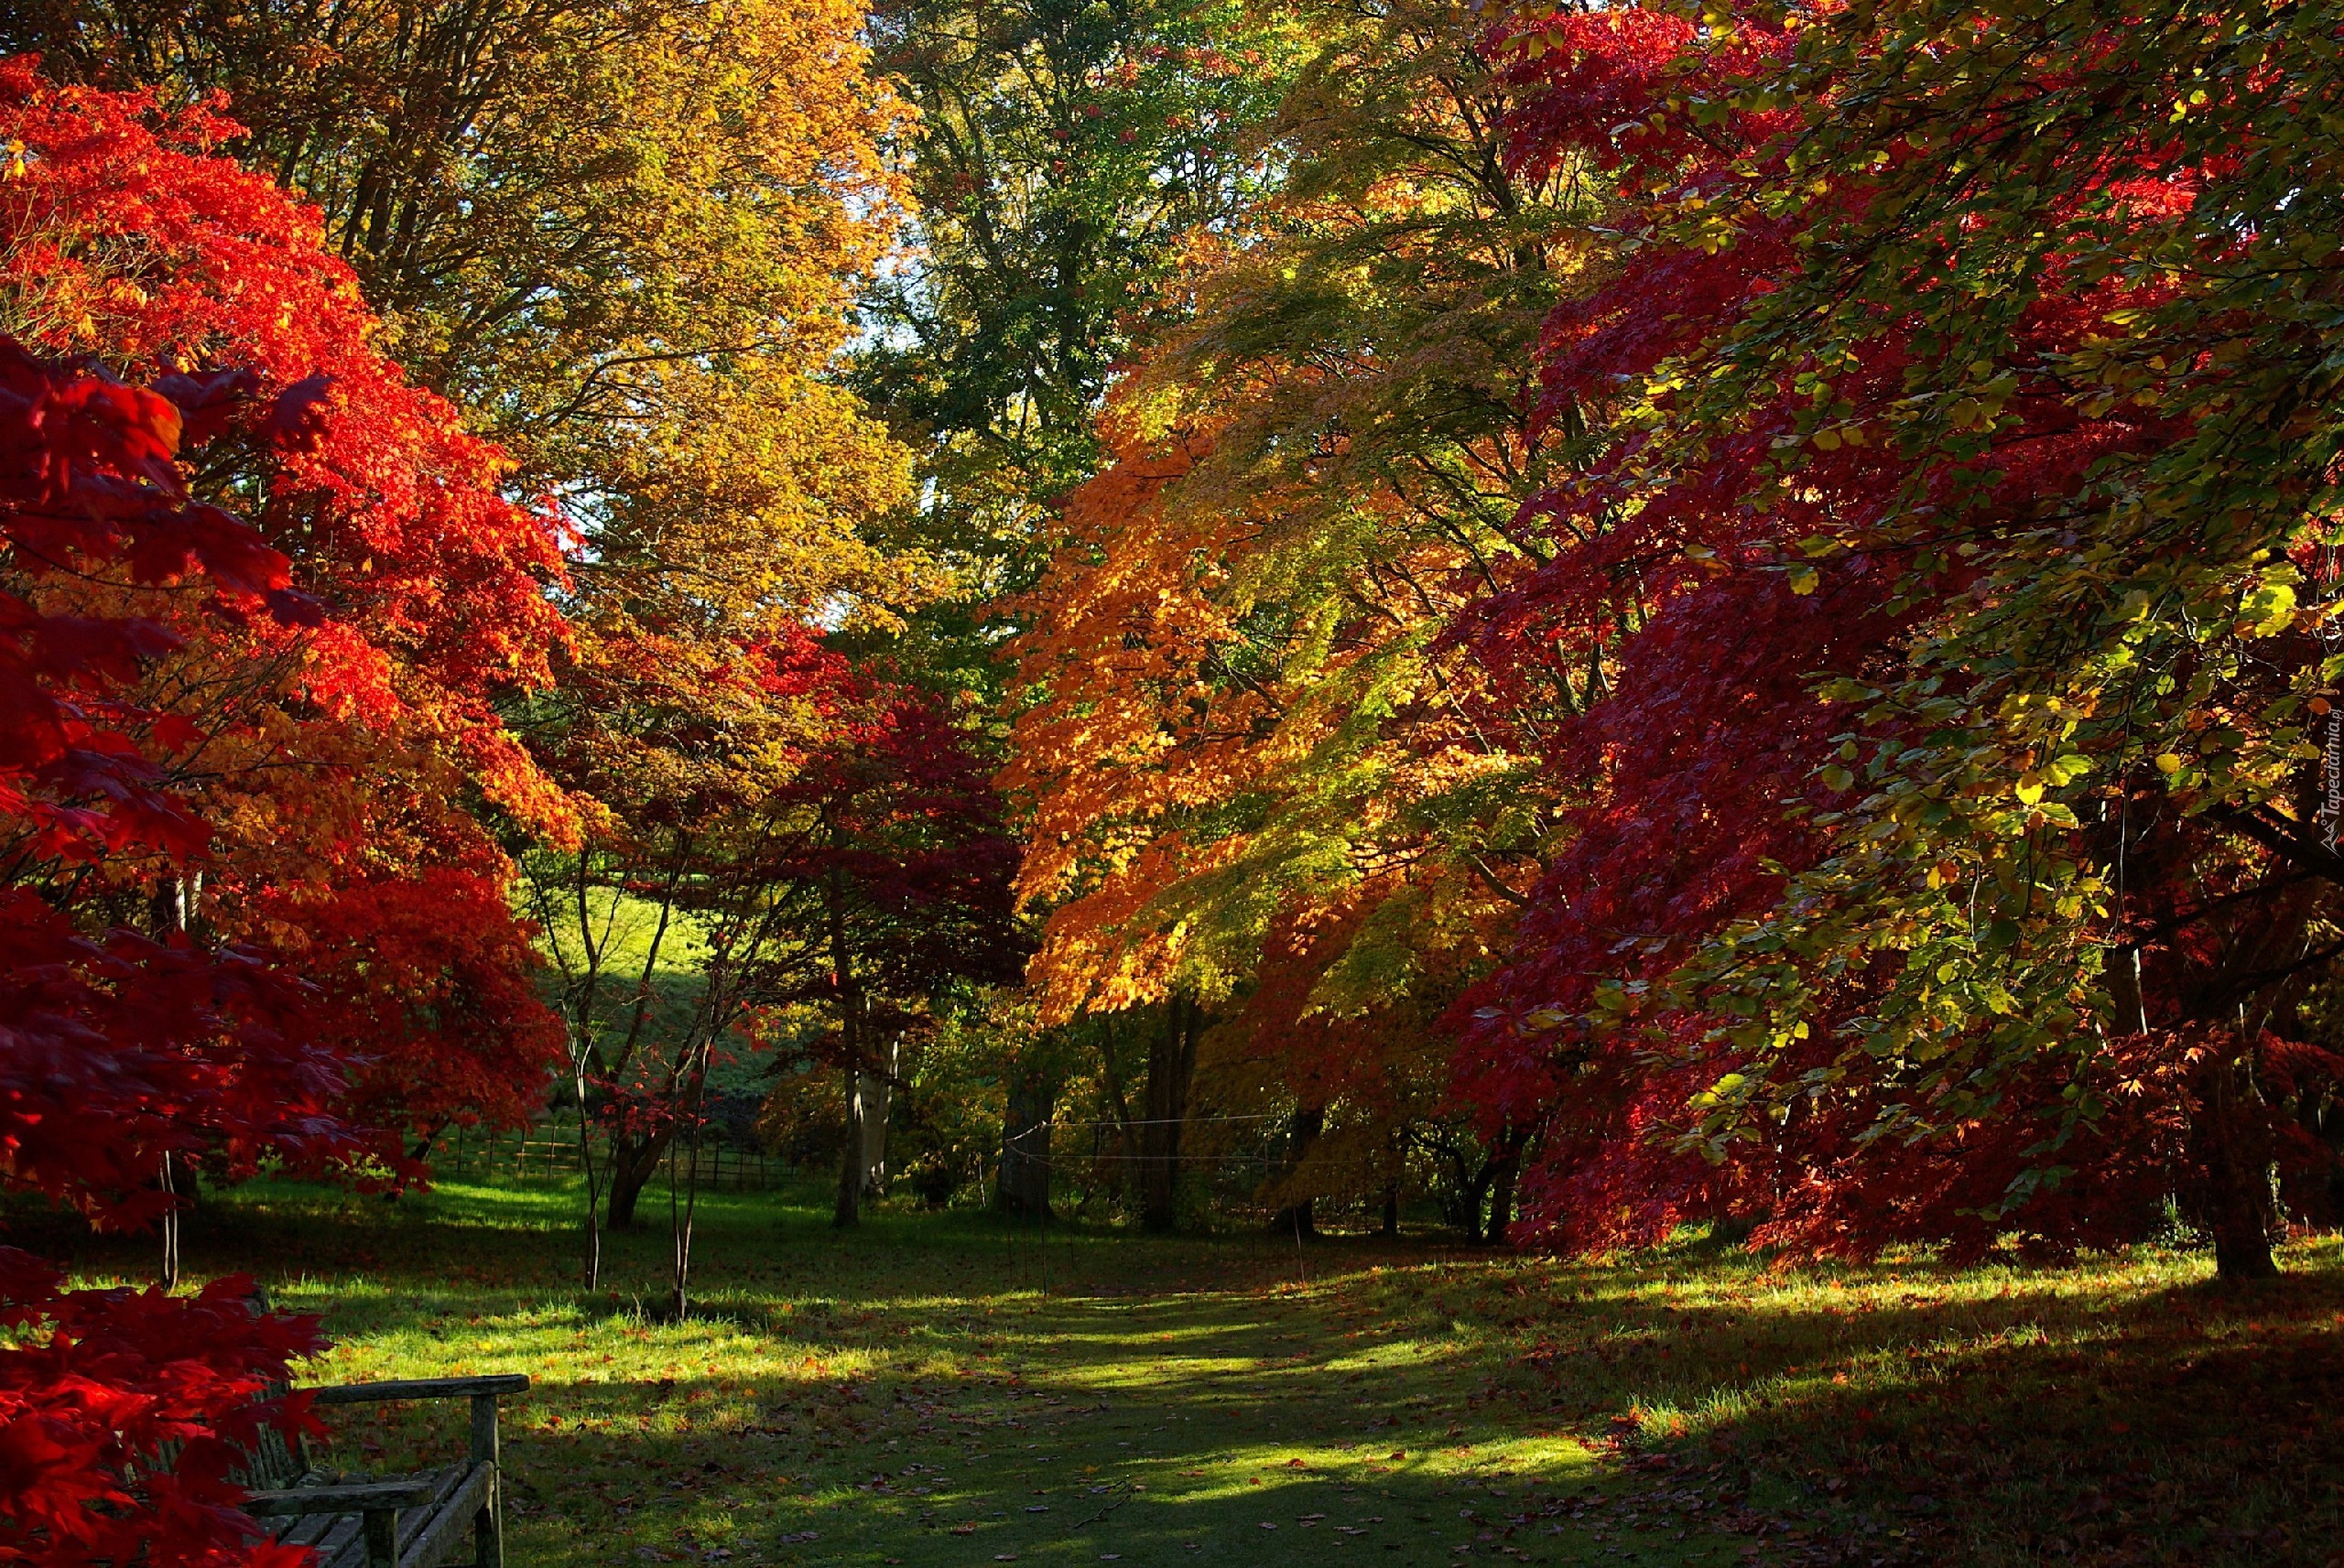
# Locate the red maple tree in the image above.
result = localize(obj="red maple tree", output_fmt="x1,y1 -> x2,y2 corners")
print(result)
1449,5 -> 2344,1274
0,56 -> 571,1560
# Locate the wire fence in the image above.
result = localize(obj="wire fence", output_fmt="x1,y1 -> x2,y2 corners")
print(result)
997,1119 -> 1419,1233
425,1112 -> 1453,1232
426,1127 -> 789,1192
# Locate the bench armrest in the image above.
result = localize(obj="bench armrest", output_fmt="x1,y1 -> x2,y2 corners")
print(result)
244,1477 -> 440,1517
309,1375 -> 530,1405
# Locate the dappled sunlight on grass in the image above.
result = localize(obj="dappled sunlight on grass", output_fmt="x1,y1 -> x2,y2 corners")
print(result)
13,1177 -> 2344,1565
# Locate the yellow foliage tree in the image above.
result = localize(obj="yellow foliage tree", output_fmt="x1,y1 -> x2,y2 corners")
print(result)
1000,0 -> 1602,1230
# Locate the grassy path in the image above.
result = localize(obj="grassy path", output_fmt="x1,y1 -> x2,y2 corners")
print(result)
22,1177 -> 2344,1565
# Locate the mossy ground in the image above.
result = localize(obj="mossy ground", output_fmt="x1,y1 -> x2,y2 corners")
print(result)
20,1175 -> 2344,1566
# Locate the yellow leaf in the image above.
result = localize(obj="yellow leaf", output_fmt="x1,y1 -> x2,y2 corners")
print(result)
2241,580 -> 2297,637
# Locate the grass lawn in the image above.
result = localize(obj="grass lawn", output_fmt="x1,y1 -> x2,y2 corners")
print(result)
17,1176 -> 2344,1567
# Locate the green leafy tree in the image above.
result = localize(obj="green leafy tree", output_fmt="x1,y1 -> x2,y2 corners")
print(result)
854,0 -> 1296,608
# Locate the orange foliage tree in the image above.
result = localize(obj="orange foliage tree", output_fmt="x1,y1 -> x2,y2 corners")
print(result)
1000,0 -> 1591,1232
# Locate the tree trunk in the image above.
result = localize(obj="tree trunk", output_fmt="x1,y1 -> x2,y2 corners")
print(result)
2193,1047 -> 2279,1279
827,863 -> 869,1229
2106,944 -> 2150,1035
575,1060 -> 604,1288
1141,994 -> 1201,1233
1473,1123 -> 1531,1245
669,1040 -> 715,1319
835,1068 -> 864,1228
149,881 -> 192,1291
605,1131 -> 670,1230
1269,1105 -> 1324,1239
999,1073 -> 1052,1217
407,1119 -> 450,1166
1381,1179 -> 1400,1238
1097,1015 -> 1134,1214
1485,1141 -> 1521,1246
1447,1143 -> 1500,1242
157,1152 -> 181,1292
859,1034 -> 899,1200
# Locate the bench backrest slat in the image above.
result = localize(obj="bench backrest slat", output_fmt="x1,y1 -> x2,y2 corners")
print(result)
216,1380 -> 308,1488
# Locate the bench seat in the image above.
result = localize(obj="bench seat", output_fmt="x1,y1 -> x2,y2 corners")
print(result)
232,1373 -> 530,1568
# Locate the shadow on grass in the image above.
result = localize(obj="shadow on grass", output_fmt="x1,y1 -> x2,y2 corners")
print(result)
16,1178 -> 2344,1565
1406,1241 -> 2344,1566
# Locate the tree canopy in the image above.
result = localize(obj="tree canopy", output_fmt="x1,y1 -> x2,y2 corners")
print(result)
15,2 -> 2344,1557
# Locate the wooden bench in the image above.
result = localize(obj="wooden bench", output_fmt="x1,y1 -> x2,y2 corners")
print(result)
234,1374 -> 531,1568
